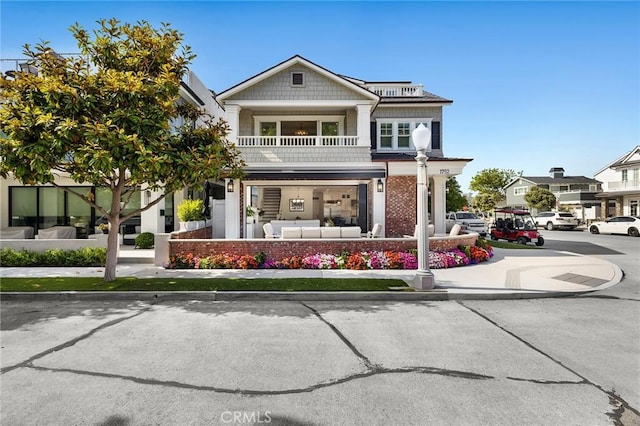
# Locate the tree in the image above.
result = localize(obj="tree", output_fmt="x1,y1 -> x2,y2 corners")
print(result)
469,168 -> 520,201
524,186 -> 556,211
446,177 -> 467,212
0,19 -> 244,282
472,192 -> 502,213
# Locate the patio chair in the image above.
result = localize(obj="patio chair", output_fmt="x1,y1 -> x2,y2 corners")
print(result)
369,223 -> 382,238
263,223 -> 278,238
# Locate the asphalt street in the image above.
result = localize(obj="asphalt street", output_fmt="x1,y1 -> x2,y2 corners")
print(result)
1,229 -> 638,425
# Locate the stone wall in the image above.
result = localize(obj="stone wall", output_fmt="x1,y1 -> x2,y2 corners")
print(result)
386,175 -> 417,237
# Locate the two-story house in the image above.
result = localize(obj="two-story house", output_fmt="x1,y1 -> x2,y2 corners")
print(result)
0,67 -> 217,239
594,146 -> 640,218
503,167 -> 602,221
215,55 -> 472,238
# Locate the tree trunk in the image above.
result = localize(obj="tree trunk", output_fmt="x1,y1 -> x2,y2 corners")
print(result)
104,222 -> 120,282
103,193 -> 122,282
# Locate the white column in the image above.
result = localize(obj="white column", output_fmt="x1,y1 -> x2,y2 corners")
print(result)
372,178 -> 386,236
356,104 -> 372,146
225,178 -> 240,239
225,105 -> 241,145
431,174 -> 448,235
141,188 -> 165,234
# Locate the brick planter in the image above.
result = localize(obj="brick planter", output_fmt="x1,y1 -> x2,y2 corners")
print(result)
168,233 -> 479,259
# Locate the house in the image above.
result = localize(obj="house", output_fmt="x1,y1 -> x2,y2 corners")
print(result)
594,146 -> 640,218
215,55 -> 472,238
503,167 -> 602,221
1,54 -> 472,240
0,67 -> 217,239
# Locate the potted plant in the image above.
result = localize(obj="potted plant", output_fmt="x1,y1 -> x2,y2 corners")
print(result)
98,223 -> 110,234
177,199 -> 204,230
246,205 -> 258,224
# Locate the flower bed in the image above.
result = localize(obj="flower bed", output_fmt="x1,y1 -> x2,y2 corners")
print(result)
165,242 -> 493,270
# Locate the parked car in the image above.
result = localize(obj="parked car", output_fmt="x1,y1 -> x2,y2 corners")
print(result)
533,211 -> 579,230
589,216 -> 640,237
446,211 -> 489,236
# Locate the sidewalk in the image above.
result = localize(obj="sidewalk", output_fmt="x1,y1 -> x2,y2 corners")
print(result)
0,248 -> 623,300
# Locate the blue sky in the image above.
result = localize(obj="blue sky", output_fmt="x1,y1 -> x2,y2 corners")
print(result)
2,1 -> 638,192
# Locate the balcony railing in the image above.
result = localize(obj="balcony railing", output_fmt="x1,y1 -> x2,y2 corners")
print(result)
237,136 -> 359,147
363,84 -> 424,97
608,180 -> 640,191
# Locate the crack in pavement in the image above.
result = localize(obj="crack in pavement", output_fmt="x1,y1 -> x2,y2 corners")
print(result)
579,295 -> 640,302
1,307 -> 153,374
298,301 -> 376,370
26,364 -> 493,396
458,301 -> 640,418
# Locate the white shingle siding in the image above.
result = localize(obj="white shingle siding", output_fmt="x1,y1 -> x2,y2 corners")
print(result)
239,147 -> 371,164
372,107 -> 442,121
230,66 -> 371,101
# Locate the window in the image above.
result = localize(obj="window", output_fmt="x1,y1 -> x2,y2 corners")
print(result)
376,119 -> 433,150
322,122 -> 338,136
260,122 -> 277,136
631,200 -> 638,216
622,170 -> 628,181
514,187 -> 528,196
291,72 -> 304,86
380,123 -> 393,148
397,123 -> 410,148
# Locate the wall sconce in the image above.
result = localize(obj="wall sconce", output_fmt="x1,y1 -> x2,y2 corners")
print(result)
377,179 -> 384,192
226,180 -> 234,193
145,190 -> 151,205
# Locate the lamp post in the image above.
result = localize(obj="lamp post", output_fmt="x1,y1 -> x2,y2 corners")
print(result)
412,123 -> 435,290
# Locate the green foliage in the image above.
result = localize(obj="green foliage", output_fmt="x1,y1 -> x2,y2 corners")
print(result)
446,177 -> 468,212
135,232 -> 155,249
0,247 -> 107,267
177,198 -> 203,222
469,168 -> 520,200
524,186 -> 556,211
472,192 -> 502,213
0,18 -> 244,281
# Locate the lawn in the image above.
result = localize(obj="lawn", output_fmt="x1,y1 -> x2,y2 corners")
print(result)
0,277 -> 411,292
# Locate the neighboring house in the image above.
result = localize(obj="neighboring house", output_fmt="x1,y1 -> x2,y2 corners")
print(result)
594,146 -> 640,218
216,55 -> 472,238
0,64 -> 217,238
503,167 -> 602,221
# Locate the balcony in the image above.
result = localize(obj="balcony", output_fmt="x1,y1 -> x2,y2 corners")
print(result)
237,136 -> 359,147
608,180 -> 640,191
362,84 -> 424,97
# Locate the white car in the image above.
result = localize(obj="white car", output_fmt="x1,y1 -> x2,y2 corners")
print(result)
445,211 -> 488,236
533,211 -> 579,230
589,216 -> 640,237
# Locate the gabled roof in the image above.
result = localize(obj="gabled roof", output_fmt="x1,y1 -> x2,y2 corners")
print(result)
216,55 -> 380,102
506,175 -> 599,188
595,145 -> 640,175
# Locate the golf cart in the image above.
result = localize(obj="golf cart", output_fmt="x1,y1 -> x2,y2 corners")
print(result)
490,209 -> 544,246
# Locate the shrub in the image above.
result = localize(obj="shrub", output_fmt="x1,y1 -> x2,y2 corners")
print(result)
177,198 -> 203,222
135,232 -> 155,249
0,247 -> 106,267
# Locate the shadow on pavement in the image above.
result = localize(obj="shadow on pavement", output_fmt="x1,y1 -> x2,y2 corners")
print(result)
0,300 -> 436,331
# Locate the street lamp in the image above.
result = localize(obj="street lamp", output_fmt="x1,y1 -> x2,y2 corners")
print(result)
412,123 -> 435,290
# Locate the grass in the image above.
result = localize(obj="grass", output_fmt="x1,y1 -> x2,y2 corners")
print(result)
488,240 -> 543,249
0,277 -> 411,292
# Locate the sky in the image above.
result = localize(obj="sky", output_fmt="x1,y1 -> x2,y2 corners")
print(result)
1,1 -> 638,193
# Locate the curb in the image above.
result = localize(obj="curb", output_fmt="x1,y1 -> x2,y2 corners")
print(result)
0,289 -> 591,302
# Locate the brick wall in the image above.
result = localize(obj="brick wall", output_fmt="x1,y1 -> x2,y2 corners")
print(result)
386,176 -> 417,237
168,234 -> 478,259
171,226 -> 212,240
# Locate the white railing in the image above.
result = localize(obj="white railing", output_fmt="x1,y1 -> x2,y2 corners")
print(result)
237,136 -> 359,147
363,84 -> 424,97
608,180 -> 640,191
